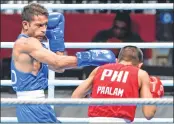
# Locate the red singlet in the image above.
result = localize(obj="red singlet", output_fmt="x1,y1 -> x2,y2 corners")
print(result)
88,63 -> 139,122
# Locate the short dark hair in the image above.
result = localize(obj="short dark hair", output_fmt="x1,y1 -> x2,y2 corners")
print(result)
21,3 -> 48,22
118,45 -> 143,65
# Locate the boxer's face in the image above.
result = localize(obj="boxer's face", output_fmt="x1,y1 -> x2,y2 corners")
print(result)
22,15 -> 48,41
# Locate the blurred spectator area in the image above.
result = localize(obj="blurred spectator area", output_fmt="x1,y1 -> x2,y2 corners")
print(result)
0,0 -> 173,80
1,0 -> 173,4
1,0 -> 173,14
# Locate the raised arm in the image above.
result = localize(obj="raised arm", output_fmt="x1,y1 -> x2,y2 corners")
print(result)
71,67 -> 99,98
138,69 -> 157,120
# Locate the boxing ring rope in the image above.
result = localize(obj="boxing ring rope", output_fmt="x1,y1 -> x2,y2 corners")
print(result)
1,79 -> 173,87
1,42 -> 173,48
1,98 -> 173,106
1,3 -> 173,123
1,3 -> 173,10
1,98 -> 173,122
1,117 -> 173,123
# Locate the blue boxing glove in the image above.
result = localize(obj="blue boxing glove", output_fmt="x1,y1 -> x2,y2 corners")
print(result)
46,12 -> 65,52
76,50 -> 116,67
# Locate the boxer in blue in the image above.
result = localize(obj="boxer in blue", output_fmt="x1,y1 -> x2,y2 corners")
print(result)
11,3 -> 116,123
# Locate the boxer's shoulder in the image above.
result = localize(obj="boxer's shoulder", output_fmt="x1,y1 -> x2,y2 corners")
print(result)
15,37 -> 42,51
16,37 -> 39,44
138,69 -> 148,77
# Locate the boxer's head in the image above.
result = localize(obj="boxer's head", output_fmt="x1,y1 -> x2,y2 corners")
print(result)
21,3 -> 48,41
117,45 -> 143,68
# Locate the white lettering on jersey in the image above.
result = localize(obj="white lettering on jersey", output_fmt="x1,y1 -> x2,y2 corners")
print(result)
122,71 -> 129,83
97,86 -> 124,97
101,69 -> 113,80
11,70 -> 17,91
100,69 -> 129,83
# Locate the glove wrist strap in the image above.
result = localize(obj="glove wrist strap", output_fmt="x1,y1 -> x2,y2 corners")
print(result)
76,52 -> 91,66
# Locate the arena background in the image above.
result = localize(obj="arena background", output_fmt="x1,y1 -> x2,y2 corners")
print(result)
0,0 -> 173,123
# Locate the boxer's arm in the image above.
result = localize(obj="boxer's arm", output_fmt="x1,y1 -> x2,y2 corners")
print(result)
20,37 -> 115,70
22,37 -> 77,70
139,69 -> 157,120
48,64 -> 65,73
71,67 -> 98,98
48,51 -> 65,73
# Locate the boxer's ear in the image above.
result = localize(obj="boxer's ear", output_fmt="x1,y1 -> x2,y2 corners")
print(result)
22,21 -> 29,30
138,62 -> 143,68
116,58 -> 119,63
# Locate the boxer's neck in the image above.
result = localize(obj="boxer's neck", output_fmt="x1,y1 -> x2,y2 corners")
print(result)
119,61 -> 142,68
119,61 -> 133,66
21,30 -> 30,37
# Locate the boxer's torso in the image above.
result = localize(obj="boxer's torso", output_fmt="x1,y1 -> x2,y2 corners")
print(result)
88,63 -> 139,122
11,34 -> 48,91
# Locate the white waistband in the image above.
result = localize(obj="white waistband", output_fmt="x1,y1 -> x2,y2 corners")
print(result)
89,117 -> 131,123
17,90 -> 45,99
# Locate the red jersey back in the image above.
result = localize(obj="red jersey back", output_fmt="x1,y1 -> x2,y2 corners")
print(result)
88,63 -> 139,122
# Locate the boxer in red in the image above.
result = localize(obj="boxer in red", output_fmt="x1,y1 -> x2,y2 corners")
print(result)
72,45 -> 164,123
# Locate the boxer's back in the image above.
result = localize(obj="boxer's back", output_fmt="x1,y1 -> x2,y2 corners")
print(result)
11,34 -> 48,92
88,63 -> 139,122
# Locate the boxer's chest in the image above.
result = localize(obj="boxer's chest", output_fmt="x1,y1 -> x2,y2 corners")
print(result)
31,59 -> 42,75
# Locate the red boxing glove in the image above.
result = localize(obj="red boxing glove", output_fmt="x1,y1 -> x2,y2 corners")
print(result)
149,76 -> 164,98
